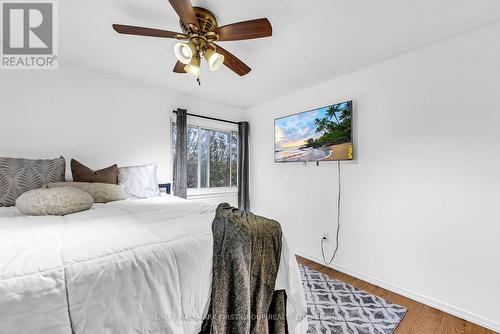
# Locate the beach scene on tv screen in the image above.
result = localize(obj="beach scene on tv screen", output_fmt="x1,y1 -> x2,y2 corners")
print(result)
275,101 -> 353,162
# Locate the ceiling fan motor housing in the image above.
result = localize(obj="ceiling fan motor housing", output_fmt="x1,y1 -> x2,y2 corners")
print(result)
180,7 -> 218,37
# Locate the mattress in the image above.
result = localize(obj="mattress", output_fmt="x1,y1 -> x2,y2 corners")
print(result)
0,195 -> 307,334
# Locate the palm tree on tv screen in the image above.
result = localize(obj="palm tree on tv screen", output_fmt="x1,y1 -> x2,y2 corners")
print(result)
309,102 -> 352,147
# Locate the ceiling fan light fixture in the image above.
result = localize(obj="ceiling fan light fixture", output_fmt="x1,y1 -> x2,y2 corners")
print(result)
184,55 -> 201,77
113,6 -> 272,80
204,48 -> 224,72
174,42 -> 195,64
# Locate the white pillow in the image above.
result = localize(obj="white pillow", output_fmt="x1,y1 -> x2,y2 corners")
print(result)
15,187 -> 94,216
118,163 -> 161,199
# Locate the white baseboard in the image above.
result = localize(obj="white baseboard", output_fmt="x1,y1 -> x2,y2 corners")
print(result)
296,251 -> 500,333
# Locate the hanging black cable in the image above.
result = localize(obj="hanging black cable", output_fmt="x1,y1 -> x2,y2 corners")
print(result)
321,161 -> 341,265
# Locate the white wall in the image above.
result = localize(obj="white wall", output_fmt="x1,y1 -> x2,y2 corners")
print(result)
246,22 -> 500,331
0,64 -> 244,205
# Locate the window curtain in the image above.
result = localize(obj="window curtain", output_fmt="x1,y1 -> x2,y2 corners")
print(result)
238,121 -> 250,211
173,108 -> 188,199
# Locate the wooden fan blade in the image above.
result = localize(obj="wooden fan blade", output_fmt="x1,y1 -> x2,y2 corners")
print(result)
113,24 -> 180,38
217,18 -> 272,41
173,61 -> 186,73
214,44 -> 251,76
168,0 -> 198,28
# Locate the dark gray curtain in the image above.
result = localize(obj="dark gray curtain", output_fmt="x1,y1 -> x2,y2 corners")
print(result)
238,121 -> 250,211
173,108 -> 188,199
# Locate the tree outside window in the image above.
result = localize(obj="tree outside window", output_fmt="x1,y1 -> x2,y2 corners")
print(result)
173,124 -> 238,189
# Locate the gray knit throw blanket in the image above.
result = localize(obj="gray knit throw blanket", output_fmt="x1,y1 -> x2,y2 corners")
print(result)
200,203 -> 288,334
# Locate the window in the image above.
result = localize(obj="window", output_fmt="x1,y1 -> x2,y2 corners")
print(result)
173,124 -> 238,189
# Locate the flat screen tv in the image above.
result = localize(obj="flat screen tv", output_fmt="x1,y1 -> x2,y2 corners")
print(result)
274,100 -> 353,163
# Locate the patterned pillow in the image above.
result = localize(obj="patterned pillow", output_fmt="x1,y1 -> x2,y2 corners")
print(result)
0,156 -> 66,207
118,163 -> 160,199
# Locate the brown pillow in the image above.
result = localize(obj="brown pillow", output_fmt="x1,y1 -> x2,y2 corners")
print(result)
71,159 -> 118,184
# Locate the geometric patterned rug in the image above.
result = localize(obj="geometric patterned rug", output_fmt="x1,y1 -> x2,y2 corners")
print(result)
300,264 -> 407,334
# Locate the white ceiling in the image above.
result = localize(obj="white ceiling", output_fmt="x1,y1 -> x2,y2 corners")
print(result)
60,0 -> 500,108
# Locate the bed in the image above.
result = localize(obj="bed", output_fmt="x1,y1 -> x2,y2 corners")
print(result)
0,195 -> 307,334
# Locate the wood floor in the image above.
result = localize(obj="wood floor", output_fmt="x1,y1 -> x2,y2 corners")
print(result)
296,256 -> 497,334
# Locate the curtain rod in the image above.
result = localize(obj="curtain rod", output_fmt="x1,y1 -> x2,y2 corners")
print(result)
173,110 -> 239,125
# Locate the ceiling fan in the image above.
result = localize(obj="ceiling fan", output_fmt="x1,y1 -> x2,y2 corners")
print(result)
112,0 -> 272,84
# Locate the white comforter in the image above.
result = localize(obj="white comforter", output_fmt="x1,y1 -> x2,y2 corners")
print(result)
0,196 -> 307,334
